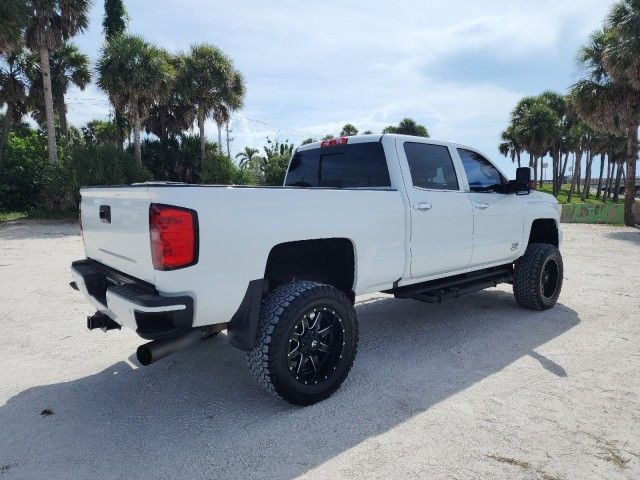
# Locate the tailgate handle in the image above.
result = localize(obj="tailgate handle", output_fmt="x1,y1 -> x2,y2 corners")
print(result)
99,205 -> 111,223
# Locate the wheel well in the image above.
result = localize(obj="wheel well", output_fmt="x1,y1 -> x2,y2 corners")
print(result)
528,219 -> 558,247
264,238 -> 355,301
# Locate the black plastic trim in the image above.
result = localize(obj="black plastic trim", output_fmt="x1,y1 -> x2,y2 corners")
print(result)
227,279 -> 265,351
71,259 -> 194,340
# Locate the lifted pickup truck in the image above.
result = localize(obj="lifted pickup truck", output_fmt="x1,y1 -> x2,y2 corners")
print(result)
71,134 -> 563,405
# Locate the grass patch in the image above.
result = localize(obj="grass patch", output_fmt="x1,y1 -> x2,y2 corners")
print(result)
0,209 -> 76,223
537,184 -> 622,205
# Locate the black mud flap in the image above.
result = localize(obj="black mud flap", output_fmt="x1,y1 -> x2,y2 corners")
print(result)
227,279 -> 265,351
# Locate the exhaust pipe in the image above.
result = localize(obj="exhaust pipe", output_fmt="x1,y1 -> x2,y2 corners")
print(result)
136,329 -> 202,366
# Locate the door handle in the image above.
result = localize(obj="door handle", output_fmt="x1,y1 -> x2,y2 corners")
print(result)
414,202 -> 432,211
474,202 -> 489,209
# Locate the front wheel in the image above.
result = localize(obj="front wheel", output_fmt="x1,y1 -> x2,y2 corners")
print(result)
513,243 -> 563,310
247,281 -> 358,405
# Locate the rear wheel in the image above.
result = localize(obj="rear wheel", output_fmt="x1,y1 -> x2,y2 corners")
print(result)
247,281 -> 358,405
513,243 -> 563,310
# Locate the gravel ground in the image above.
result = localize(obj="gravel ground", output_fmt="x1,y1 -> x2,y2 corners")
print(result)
0,221 -> 639,480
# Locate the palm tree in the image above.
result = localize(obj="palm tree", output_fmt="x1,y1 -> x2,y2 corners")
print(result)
538,91 -> 567,194
566,122 -> 593,202
498,124 -> 523,167
340,123 -> 358,136
145,53 -> 195,143
97,35 -> 175,164
103,0 -> 127,40
0,50 -> 29,164
178,44 -> 245,164
24,0 -> 90,164
103,0 -> 128,148
572,6 -> 640,226
27,43 -> 91,135
383,118 -> 429,137
236,147 -> 259,169
0,0 -> 28,54
515,99 -> 560,188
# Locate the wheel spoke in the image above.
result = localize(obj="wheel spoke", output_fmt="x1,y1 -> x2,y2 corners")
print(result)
297,354 -> 307,373
301,316 -> 310,331
291,331 -> 300,341
288,344 -> 299,357
309,354 -> 318,372
316,341 -> 331,353
311,310 -> 323,330
317,324 -> 332,337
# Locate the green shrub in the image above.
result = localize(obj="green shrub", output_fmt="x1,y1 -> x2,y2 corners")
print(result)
41,144 -> 151,212
200,153 -> 257,185
0,131 -> 49,211
140,135 -> 205,183
262,154 -> 290,186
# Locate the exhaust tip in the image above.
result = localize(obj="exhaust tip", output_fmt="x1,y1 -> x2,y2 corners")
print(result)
136,345 -> 153,366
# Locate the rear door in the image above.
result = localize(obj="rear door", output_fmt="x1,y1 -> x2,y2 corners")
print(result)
80,186 -> 156,283
456,148 -> 524,266
399,140 -> 474,278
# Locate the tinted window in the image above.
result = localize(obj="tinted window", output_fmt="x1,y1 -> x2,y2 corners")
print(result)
285,142 -> 391,188
404,143 -> 459,190
458,148 -> 504,192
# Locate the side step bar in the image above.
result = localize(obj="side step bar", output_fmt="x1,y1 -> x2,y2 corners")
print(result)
387,265 -> 513,304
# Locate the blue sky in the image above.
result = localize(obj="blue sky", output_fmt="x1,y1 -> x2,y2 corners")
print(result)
67,0 -> 616,175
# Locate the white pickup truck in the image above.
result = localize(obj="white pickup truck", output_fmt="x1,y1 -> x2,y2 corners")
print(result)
71,134 -> 563,405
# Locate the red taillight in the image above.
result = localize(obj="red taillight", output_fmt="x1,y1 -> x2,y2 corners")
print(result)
320,136 -> 348,147
149,205 -> 198,270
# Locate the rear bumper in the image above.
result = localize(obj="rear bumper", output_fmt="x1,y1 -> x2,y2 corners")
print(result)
70,259 -> 193,339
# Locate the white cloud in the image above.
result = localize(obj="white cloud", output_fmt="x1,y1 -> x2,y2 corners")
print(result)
66,0 -> 616,172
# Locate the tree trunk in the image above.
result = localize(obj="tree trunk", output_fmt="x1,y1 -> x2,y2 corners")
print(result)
225,122 -> 231,158
602,156 -> 612,203
623,124 -> 638,226
39,46 -> 58,164
596,153 -> 606,200
198,107 -> 206,165
133,108 -> 142,165
55,91 -> 68,136
568,151 -> 582,203
0,101 -> 14,166
582,151 -> 594,200
613,159 -> 623,203
607,159 -> 616,199
560,151 -> 569,190
516,150 -> 521,168
115,108 -> 125,150
217,123 -> 223,155
532,155 -> 538,188
539,157 -> 544,189
552,149 -> 559,196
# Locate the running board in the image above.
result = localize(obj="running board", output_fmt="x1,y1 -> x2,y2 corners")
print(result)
386,265 -> 513,304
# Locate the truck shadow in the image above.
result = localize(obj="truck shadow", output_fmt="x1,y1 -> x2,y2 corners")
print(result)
0,290 -> 579,480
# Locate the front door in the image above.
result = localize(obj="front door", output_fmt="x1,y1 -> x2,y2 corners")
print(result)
456,148 -> 524,266
400,141 -> 474,278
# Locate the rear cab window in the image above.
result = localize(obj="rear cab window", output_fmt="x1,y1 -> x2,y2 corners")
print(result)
404,142 -> 459,190
285,142 -> 391,188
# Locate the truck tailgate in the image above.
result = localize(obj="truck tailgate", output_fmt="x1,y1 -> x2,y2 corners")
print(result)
80,187 -> 155,284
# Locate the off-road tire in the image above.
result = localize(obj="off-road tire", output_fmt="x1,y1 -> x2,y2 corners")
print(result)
513,243 -> 563,310
246,281 -> 358,405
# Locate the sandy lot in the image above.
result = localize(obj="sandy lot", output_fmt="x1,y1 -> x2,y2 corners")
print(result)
0,221 -> 639,479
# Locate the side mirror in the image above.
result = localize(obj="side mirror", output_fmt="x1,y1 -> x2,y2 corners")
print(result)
513,167 -> 531,195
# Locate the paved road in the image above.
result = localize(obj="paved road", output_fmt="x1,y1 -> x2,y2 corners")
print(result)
0,221 -> 638,479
